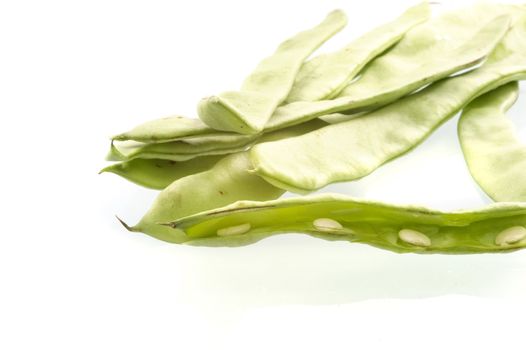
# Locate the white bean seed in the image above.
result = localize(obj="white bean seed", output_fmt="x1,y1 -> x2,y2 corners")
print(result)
217,223 -> 251,237
313,218 -> 344,233
495,226 -> 526,246
398,229 -> 431,247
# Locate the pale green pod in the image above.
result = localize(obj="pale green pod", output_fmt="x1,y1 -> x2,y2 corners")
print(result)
164,194 -> 526,254
197,10 -> 347,134
107,134 -> 258,162
286,2 -> 430,102
107,113 -> 343,162
458,82 -> 526,202
108,111 -> 352,153
120,119 -> 329,242
120,152 -> 285,243
336,5 -> 516,101
112,115 -> 251,145
109,5 -> 515,145
250,15 -> 526,193
264,13 -> 512,131
100,155 -> 224,190
111,116 -> 227,143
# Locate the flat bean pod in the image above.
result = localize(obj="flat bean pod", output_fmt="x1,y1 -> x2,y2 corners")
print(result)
107,127 -> 258,161
285,2 -> 429,102
109,5 -> 515,145
121,152 -> 285,243
121,120 -> 328,241
264,12 -> 512,131
111,116 -> 228,143
250,15 -> 526,193
106,4 -> 526,256
197,10 -> 347,134
164,194 -> 526,254
336,4 -> 516,100
107,113 -> 346,162
107,135 -> 256,162
100,155 -> 224,190
459,82 -> 526,202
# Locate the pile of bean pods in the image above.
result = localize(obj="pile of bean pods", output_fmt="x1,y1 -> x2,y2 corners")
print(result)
102,2 -> 526,253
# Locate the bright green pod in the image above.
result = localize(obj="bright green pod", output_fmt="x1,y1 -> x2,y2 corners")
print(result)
458,82 -> 526,202
250,15 -> 526,193
285,2 -> 429,102
100,155 -> 224,190
197,10 -> 347,134
162,194 -> 526,254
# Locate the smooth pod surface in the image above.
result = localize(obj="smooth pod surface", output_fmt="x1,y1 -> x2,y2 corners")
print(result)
109,4 -> 517,146
111,116 -> 227,143
100,155 -> 224,190
107,134 -> 258,162
337,5 -> 514,101
124,152 -> 285,243
285,2 -> 429,102
166,194 -> 526,254
197,10 -> 347,134
123,120 -> 329,242
107,114 -> 336,163
264,11 -> 512,131
250,15 -> 526,193
458,81 -> 526,202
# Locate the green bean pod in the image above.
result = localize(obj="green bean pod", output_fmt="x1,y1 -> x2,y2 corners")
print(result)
120,152 -> 285,243
119,119 -> 328,242
110,4 -> 518,145
336,4 -> 517,101
197,10 -> 347,134
100,156 -> 224,190
164,194 -> 526,254
459,82 -> 526,202
107,135 -> 256,162
103,118 -> 330,189
264,12 -> 512,131
107,113 -> 347,162
111,116 -> 227,143
249,14 -> 526,193
286,2 -> 429,102
111,6 -> 511,145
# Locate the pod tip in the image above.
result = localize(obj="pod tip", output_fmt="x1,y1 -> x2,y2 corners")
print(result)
115,215 -> 133,231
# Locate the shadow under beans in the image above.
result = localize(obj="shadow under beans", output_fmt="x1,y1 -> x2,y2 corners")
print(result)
177,234 -> 526,307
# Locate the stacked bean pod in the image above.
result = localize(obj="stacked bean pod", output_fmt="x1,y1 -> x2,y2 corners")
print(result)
102,2 -> 526,253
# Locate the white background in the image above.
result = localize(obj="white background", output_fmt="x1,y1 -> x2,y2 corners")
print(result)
2,0 -> 526,349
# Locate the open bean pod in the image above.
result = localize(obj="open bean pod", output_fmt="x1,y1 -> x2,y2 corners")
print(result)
104,3 -> 526,255
120,119 -> 329,241
164,194 -> 526,254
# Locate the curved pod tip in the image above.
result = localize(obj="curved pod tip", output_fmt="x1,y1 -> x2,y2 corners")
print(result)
115,215 -> 136,232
